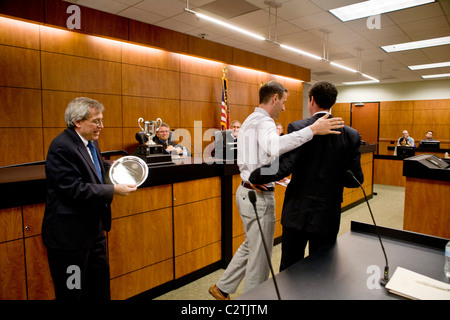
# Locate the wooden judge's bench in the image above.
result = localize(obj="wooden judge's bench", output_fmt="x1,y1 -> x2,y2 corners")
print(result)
0,145 -> 375,300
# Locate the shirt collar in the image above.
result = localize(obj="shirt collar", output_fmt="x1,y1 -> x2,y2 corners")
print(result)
75,130 -> 89,147
254,107 -> 271,118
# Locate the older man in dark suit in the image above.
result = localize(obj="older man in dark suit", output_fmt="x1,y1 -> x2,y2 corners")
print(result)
249,81 -> 364,271
43,97 -> 137,300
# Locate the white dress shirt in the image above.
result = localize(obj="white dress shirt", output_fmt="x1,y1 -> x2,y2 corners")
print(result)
237,107 -> 313,186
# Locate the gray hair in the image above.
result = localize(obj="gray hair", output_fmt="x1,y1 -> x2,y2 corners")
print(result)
64,97 -> 104,127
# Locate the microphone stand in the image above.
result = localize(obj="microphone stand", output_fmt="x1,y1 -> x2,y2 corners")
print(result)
347,170 -> 390,286
248,190 -> 281,300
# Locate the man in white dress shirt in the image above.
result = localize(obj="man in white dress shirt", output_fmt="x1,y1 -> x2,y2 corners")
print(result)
209,80 -> 344,299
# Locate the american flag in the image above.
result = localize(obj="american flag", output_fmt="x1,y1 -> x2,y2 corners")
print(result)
220,77 -> 229,130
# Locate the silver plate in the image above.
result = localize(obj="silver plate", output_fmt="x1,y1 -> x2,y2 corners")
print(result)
109,156 -> 148,187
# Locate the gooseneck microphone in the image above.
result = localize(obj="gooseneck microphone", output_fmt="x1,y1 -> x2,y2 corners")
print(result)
248,190 -> 281,300
346,170 -> 390,286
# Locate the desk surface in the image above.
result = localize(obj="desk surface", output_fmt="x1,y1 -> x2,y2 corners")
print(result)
239,221 -> 449,300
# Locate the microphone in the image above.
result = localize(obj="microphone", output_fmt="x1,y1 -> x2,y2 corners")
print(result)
346,170 -> 389,286
248,190 -> 281,300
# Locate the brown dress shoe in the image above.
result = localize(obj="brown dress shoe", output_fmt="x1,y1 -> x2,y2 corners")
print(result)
209,284 -> 230,300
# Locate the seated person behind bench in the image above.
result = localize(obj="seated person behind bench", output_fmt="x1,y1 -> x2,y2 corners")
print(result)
153,123 -> 183,155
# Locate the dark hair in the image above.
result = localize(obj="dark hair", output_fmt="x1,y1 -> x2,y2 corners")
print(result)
308,81 -> 338,110
259,80 -> 288,104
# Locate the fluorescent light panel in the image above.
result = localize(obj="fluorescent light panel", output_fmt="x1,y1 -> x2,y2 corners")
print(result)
279,43 -> 322,60
185,9 -> 265,41
409,61 -> 450,70
342,80 -> 380,85
330,0 -> 435,22
382,36 -> 450,52
421,73 -> 450,79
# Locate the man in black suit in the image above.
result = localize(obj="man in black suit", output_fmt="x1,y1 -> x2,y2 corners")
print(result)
249,81 -> 363,271
43,97 -> 137,300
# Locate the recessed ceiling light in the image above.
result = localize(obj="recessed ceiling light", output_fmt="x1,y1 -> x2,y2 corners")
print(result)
409,62 -> 450,70
421,73 -> 450,79
382,36 -> 450,52
329,0 -> 435,22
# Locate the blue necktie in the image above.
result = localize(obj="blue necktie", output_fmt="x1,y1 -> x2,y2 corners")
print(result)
87,141 -> 103,183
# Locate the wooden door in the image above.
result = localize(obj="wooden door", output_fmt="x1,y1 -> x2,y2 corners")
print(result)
351,102 -> 379,152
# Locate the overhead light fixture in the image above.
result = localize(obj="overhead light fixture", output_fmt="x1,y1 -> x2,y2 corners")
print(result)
329,0 -> 435,22
381,36 -> 450,52
184,8 -> 265,41
278,43 -> 322,60
330,61 -> 358,73
342,80 -> 380,85
421,73 -> 450,79
409,61 -> 450,70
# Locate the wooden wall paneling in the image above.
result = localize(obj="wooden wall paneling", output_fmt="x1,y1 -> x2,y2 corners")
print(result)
232,48 -> 268,73
24,235 -> 54,300
188,36 -> 233,65
122,64 -> 180,99
374,159 -> 405,186
108,207 -> 173,279
404,178 -> 450,239
122,42 -> 180,72
97,128 -> 123,153
0,240 -> 27,300
23,203 -> 45,238
40,26 -> 122,62
173,176 -> 221,205
0,128 -> 44,166
122,96 -> 180,129
351,102 -> 379,144
0,87 -> 42,128
0,0 -> 45,24
180,73 -> 221,103
0,207 -> 22,243
129,20 -> 189,55
44,0 -> 129,41
110,259 -> 173,300
0,16 -> 40,49
179,53 -> 223,78
180,101 -> 218,131
0,45 -> 40,88
173,197 -> 221,257
110,184 -> 172,219
42,91 -> 122,128
175,242 -> 222,279
227,80 -> 258,107
41,52 -> 122,94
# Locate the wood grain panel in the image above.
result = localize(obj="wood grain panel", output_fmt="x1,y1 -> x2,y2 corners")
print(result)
180,73 -> 221,102
122,96 -> 180,128
122,42 -> 179,71
174,197 -> 221,256
111,184 -> 172,219
0,240 -> 26,300
179,54 -> 223,78
180,101 -> 218,130
0,87 -> 42,127
24,236 -> 54,300
380,100 -> 414,111
122,64 -> 180,99
0,0 -> 45,24
0,16 -> 40,49
0,128 -> 43,167
42,91 -> 122,128
23,203 -> 45,238
41,52 -> 121,94
374,158 -> 405,186
227,80 -> 258,106
175,242 -> 221,279
110,259 -> 173,300
232,47 -> 268,72
188,36 -> 233,65
0,45 -> 40,88
40,26 -> 122,62
129,20 -> 189,54
404,178 -> 450,238
108,208 -> 173,278
0,207 -> 22,243
173,176 -> 221,205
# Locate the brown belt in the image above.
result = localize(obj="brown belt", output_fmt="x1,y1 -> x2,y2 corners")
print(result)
241,181 -> 274,192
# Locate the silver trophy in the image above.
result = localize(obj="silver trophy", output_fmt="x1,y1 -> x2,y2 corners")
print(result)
138,117 -> 162,145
